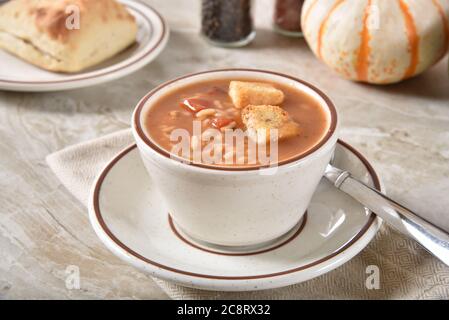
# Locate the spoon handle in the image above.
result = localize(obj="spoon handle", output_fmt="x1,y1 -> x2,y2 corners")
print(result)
325,164 -> 449,267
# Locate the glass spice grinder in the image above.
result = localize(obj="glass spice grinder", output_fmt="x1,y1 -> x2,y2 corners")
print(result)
201,0 -> 255,47
273,0 -> 305,37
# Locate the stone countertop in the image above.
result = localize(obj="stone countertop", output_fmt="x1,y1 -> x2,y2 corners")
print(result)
0,0 -> 448,299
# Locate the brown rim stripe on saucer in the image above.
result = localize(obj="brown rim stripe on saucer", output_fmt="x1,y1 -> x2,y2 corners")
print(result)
0,2 -> 167,84
92,140 -> 379,280
168,213 -> 308,256
134,69 -> 338,171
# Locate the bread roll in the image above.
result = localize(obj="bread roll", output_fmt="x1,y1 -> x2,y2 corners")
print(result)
0,0 -> 138,72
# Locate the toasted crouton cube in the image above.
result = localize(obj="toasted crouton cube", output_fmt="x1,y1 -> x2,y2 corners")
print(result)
229,81 -> 285,109
242,105 -> 300,144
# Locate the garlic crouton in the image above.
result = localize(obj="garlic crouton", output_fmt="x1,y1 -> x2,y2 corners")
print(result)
229,81 -> 285,109
241,105 -> 300,143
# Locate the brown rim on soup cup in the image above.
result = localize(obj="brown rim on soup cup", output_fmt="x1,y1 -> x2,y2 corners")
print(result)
133,69 -> 338,171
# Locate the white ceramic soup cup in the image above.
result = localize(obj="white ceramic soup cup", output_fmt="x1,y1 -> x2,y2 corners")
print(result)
132,69 -> 339,247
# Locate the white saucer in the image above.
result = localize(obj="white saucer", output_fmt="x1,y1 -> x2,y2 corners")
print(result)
0,0 -> 169,92
89,141 -> 383,291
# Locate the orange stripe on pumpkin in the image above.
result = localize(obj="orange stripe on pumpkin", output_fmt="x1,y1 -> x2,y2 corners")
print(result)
398,0 -> 420,80
356,0 -> 373,82
432,0 -> 449,59
303,0 -> 319,27
317,0 -> 346,59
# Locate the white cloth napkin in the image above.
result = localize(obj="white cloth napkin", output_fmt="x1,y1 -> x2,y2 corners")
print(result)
47,129 -> 449,299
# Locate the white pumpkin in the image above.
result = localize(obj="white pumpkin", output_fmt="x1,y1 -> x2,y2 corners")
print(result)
301,0 -> 449,84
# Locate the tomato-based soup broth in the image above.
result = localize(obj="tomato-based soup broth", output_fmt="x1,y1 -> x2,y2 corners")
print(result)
143,79 -> 330,167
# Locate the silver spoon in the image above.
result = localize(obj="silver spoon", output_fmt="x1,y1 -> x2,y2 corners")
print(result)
324,163 -> 449,266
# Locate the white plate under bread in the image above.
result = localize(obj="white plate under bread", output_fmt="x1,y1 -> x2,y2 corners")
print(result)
0,0 -> 169,92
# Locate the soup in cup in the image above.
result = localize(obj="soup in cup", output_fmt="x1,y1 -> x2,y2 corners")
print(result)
132,69 -> 338,247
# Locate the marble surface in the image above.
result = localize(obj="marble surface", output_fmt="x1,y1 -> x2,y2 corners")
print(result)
1,0 -> 449,299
